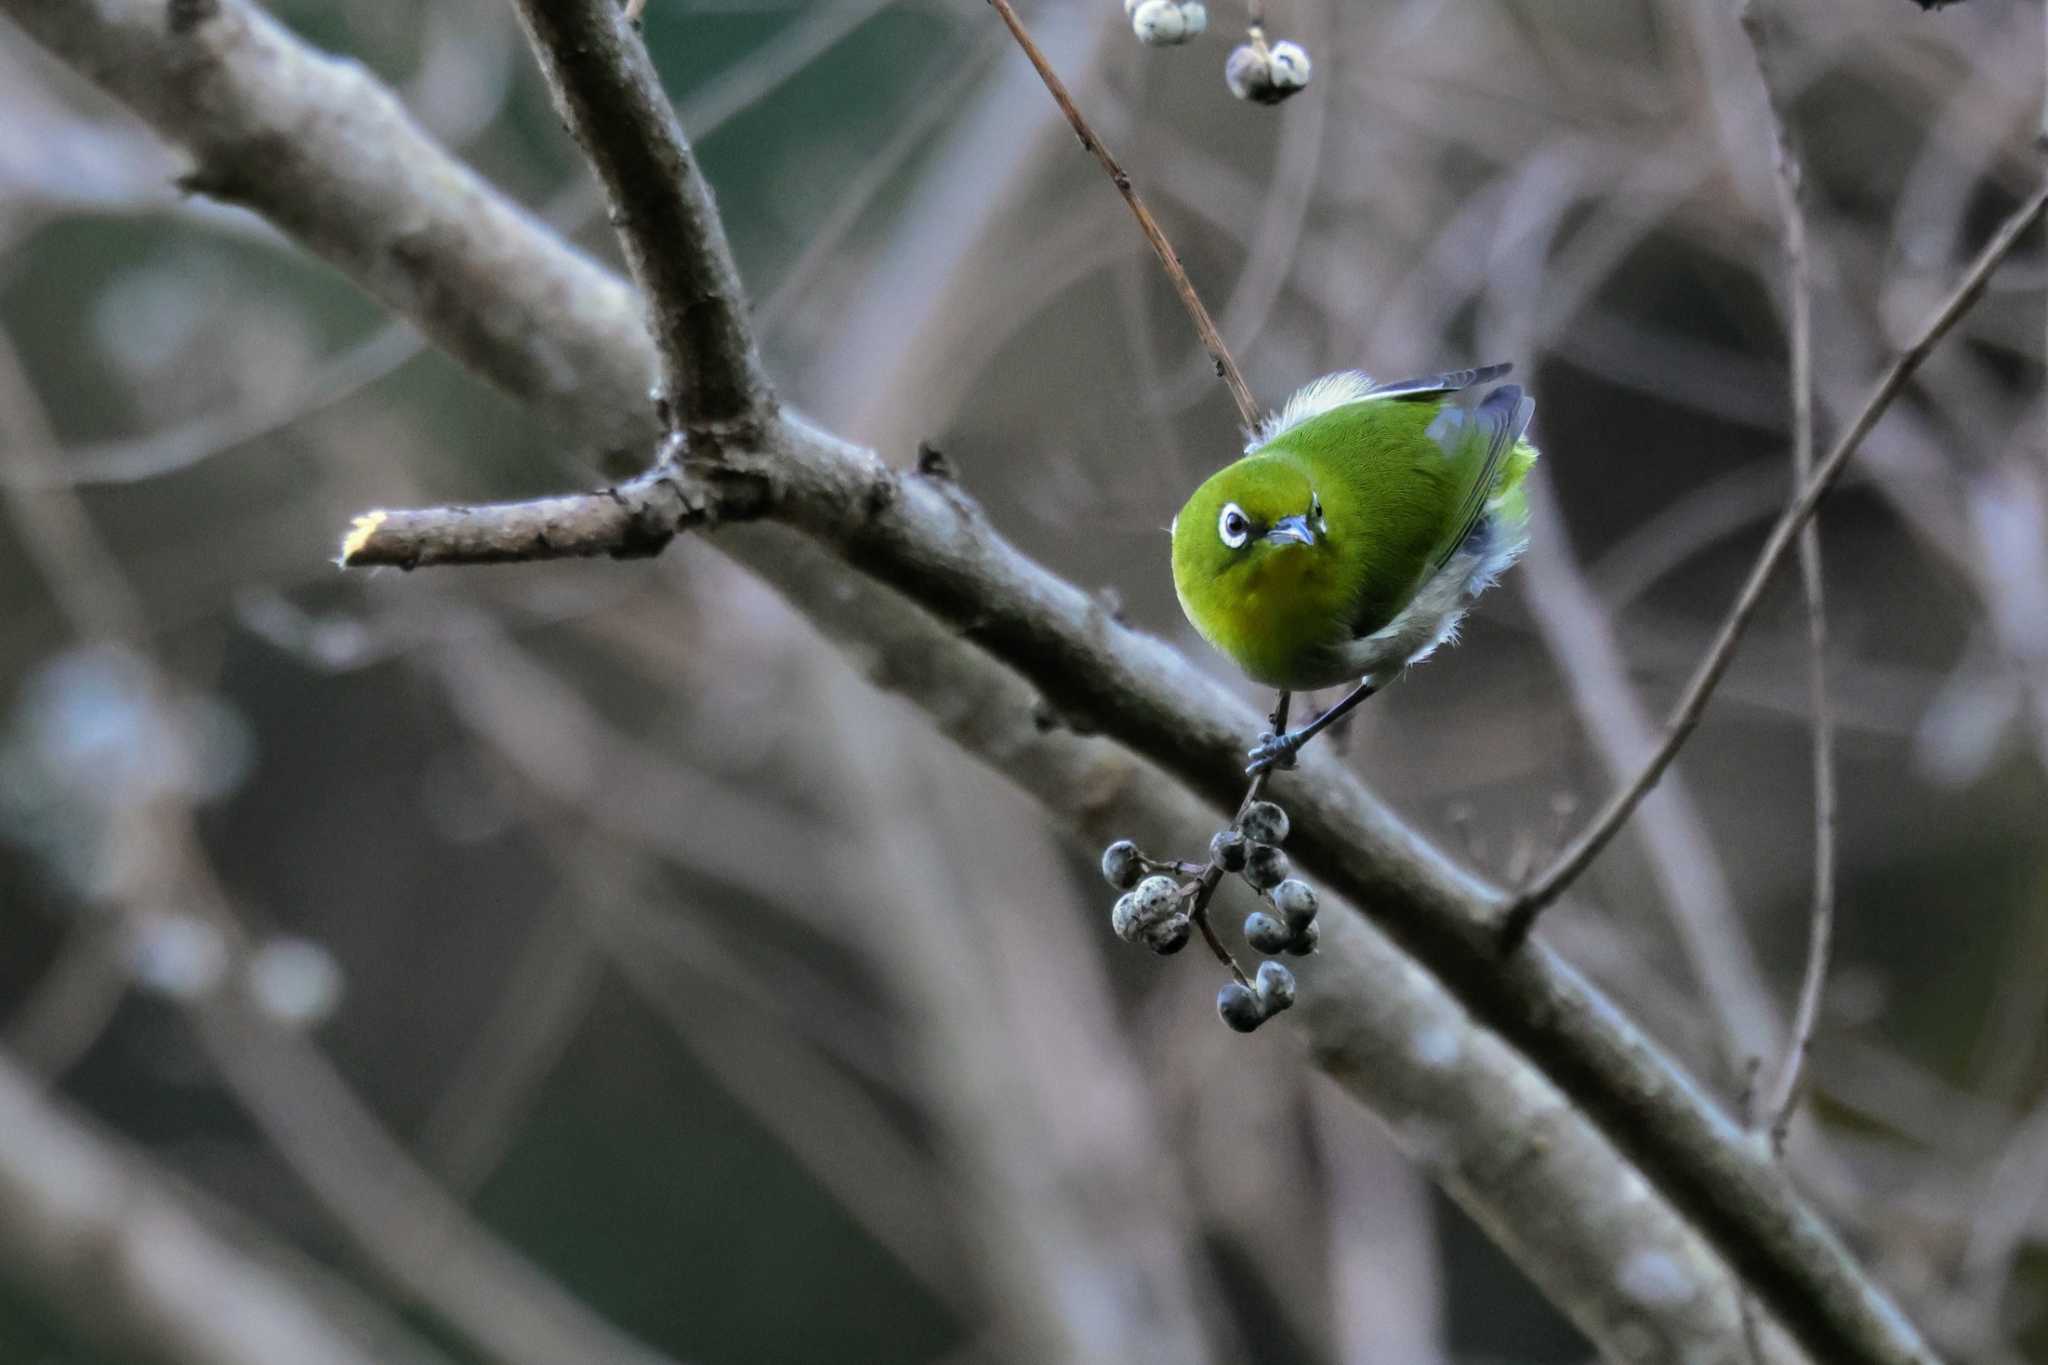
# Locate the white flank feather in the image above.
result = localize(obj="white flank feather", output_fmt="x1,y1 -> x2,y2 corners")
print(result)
1248,371 -> 1377,450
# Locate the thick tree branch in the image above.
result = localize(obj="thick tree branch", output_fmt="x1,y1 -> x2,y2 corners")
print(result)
506,0 -> 773,440
0,0 -> 654,452
4,3 -> 1938,1361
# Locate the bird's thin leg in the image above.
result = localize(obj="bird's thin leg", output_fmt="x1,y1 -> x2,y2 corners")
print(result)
1246,677 -> 1380,775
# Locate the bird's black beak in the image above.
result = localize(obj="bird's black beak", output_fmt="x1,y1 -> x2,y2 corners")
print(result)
1266,514 -> 1316,547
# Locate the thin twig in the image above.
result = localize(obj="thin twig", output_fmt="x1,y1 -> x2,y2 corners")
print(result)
1503,175 -> 2048,945
1184,692 -> 1292,987
1720,15 -> 1835,1358
1736,0 -> 1835,1150
982,0 -> 1259,426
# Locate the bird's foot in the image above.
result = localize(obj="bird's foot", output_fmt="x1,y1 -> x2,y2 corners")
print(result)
1245,729 -> 1305,777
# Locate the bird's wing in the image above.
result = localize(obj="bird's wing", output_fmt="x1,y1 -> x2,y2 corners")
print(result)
1254,363 -> 1516,448
1362,362 -> 1514,403
1426,383 -> 1534,574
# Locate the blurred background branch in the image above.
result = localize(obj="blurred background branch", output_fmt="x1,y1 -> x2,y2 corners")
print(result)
0,1052 -> 442,1365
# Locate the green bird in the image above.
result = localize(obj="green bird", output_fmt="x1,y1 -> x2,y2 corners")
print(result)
1171,364 -> 1538,774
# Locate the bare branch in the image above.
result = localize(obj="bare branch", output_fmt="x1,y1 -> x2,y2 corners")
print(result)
1735,0 -> 1836,1150
983,0 -> 1260,426
1505,175 -> 2048,939
339,468 -> 699,568
5,5 -> 1943,1360
506,0 -> 773,439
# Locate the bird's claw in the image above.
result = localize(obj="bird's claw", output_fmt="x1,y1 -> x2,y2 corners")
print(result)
1245,730 -> 1302,777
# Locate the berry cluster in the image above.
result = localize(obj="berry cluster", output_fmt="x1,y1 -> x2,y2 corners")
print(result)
1121,0 -> 1314,108
1125,0 -> 1207,47
1218,960 -> 1296,1033
1105,859 -> 1194,954
1224,37 -> 1311,105
1100,799 -> 1320,1034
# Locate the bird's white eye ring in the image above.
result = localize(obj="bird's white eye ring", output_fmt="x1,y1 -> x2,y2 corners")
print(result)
1218,503 -> 1250,549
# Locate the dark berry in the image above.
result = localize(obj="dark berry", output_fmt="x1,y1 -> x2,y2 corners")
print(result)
1243,842 -> 1290,891
1255,960 -> 1297,1013
1145,913 -> 1191,955
1240,801 -> 1289,846
1101,839 -> 1143,890
1285,921 -> 1320,956
1217,981 -> 1265,1033
1243,910 -> 1292,955
1208,827 -> 1248,871
1270,878 -> 1318,932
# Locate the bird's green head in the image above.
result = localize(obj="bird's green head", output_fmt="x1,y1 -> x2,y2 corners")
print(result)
1170,454 -> 1334,654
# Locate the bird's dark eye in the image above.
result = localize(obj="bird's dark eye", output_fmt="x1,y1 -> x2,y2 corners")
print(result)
1218,503 -> 1250,549
1311,493 -> 1326,534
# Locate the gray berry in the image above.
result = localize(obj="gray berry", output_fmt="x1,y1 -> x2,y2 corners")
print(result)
1130,0 -> 1188,46
1285,921 -> 1320,956
1243,843 -> 1290,891
1240,801 -> 1289,846
1217,981 -> 1264,1033
1111,893 -> 1142,943
1145,913 -> 1191,955
1101,839 -> 1143,890
1255,960 -> 1297,1013
1243,910 -> 1292,955
1226,40 -> 1310,105
1268,40 -> 1312,90
1225,43 -> 1272,102
1209,827 -> 1248,871
1130,875 -> 1180,929
1270,878 -> 1318,932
